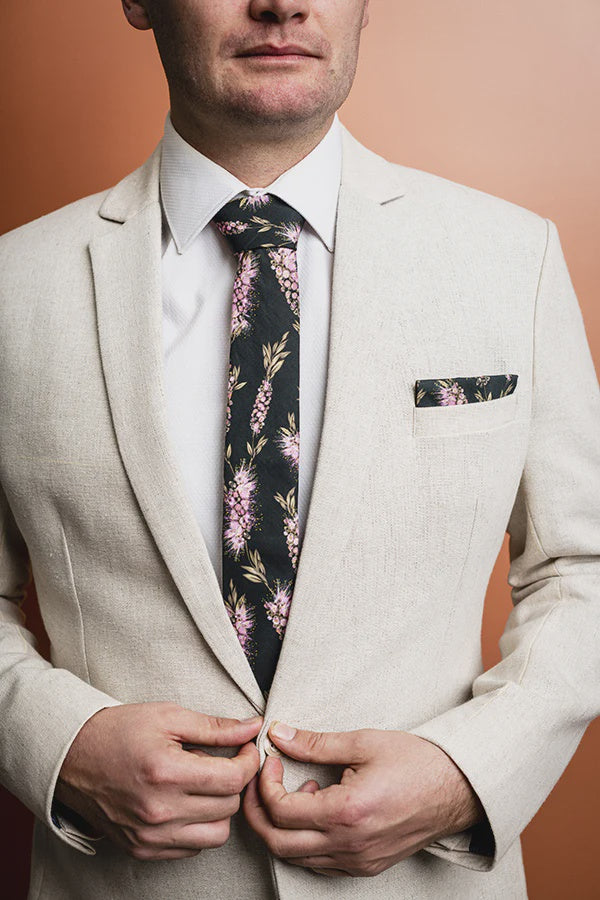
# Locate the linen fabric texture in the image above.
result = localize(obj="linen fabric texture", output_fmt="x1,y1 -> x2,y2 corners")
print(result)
0,126 -> 599,900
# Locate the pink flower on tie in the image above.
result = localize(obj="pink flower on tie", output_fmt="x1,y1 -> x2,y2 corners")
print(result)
223,461 -> 259,558
250,377 -> 273,435
276,426 -> 299,472
268,248 -> 300,316
274,487 -> 299,570
264,581 -> 292,638
240,192 -> 271,210
276,221 -> 302,245
283,512 -> 299,570
215,220 -> 249,236
434,379 -> 468,406
231,251 -> 260,339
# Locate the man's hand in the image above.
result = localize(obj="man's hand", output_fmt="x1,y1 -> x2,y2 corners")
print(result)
243,724 -> 485,878
55,703 -> 263,860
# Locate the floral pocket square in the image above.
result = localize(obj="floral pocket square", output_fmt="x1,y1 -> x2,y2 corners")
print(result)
415,374 -> 518,407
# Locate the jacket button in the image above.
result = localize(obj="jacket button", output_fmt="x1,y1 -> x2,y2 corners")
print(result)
263,733 -> 282,757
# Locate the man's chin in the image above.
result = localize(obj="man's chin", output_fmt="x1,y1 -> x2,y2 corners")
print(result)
223,83 -> 336,131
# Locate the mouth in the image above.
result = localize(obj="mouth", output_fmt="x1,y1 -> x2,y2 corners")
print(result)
237,44 -> 319,60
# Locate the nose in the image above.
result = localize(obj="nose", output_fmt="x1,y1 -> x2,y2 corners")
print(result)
249,0 -> 310,25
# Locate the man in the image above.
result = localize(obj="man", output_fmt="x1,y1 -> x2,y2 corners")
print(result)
0,0 -> 598,897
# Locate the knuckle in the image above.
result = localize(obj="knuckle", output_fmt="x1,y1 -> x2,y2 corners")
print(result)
204,819 -> 231,849
305,731 -> 327,757
155,702 -> 185,727
128,844 -> 157,861
336,795 -> 367,829
141,756 -> 172,787
266,835 -> 286,858
225,794 -> 241,816
222,768 -> 245,796
346,834 -> 370,855
210,715 -> 231,733
351,729 -> 370,758
137,800 -> 172,827
363,860 -> 384,878
268,804 -> 288,830
132,826 -> 155,847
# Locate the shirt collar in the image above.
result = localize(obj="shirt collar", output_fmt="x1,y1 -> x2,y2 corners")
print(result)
159,111 -> 342,255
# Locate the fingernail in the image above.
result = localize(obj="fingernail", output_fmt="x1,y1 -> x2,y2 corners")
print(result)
242,715 -> 263,725
270,721 -> 296,741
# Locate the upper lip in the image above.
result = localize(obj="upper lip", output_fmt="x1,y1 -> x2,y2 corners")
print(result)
237,44 -> 317,57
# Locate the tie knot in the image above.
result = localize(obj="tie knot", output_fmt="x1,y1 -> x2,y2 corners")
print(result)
213,193 -> 305,253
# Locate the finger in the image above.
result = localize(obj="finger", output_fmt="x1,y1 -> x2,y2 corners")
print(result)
285,857 -> 347,875
164,791 -> 241,824
268,722 -> 368,766
258,756 -> 344,830
243,773 -> 330,858
127,818 -> 231,856
176,741 -> 260,795
310,868 -> 349,878
297,780 -> 320,794
132,848 -> 200,861
167,709 -> 263,747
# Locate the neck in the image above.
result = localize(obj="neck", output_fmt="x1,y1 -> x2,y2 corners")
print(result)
169,105 -> 335,188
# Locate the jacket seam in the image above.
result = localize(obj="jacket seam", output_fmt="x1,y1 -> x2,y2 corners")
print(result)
506,217 -> 564,685
58,519 -> 92,684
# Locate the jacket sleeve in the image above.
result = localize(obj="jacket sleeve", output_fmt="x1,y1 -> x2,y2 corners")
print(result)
0,482 -> 122,854
409,217 -> 600,870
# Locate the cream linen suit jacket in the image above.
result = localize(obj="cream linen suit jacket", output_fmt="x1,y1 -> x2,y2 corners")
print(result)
0,126 -> 599,900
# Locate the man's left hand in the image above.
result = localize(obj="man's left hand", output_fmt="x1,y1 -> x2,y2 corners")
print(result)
243,724 -> 485,878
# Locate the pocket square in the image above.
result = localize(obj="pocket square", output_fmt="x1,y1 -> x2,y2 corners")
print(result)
415,374 -> 518,407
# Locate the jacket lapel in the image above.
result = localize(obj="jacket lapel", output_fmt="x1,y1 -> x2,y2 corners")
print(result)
90,147 -> 265,711
266,128 -> 422,705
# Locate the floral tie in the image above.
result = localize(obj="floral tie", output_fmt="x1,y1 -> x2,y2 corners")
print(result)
213,194 -> 304,695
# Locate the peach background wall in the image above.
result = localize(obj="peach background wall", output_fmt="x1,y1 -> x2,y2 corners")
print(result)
0,1 -> 598,897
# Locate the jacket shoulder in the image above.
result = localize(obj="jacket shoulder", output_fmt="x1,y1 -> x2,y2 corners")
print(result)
0,188 -> 111,260
389,157 -> 548,235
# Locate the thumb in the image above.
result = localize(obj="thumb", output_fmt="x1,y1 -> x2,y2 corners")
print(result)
267,722 -> 367,765
170,709 -> 263,747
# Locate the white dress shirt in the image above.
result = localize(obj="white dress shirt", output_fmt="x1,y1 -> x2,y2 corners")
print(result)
159,112 -> 342,591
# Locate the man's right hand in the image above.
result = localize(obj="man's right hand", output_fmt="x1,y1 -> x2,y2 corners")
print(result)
54,703 -> 263,860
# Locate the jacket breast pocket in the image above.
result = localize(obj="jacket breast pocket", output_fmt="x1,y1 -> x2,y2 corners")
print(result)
412,390 -> 519,438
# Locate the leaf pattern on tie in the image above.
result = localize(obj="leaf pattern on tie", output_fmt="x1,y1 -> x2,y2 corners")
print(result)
241,549 -> 292,638
224,580 -> 256,658
226,365 -> 247,434
249,333 -> 290,436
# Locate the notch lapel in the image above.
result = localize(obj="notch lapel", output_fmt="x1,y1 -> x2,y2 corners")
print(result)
266,129 -> 422,705
90,148 -> 264,710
